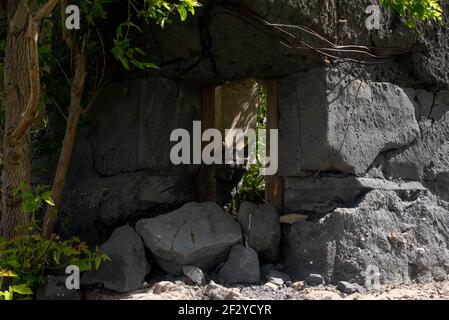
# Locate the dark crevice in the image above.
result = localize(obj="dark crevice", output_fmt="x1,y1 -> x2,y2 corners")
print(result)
427,91 -> 437,121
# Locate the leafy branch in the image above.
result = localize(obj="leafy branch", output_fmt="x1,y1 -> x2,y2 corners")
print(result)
111,0 -> 202,70
381,0 -> 443,28
1,184 -> 109,300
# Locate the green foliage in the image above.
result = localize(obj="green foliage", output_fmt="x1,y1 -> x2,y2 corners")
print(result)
233,164 -> 266,206
13,182 -> 55,215
111,0 -> 201,70
0,184 -> 109,300
231,85 -> 268,212
80,0 -> 113,25
0,271 -> 33,301
111,21 -> 158,70
136,0 -> 202,27
0,2 -> 197,300
256,85 -> 267,131
381,0 -> 443,28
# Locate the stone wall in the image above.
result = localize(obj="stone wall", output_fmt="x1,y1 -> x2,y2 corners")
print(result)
60,0 -> 449,285
278,66 -> 449,285
279,67 -> 449,212
59,78 -> 202,243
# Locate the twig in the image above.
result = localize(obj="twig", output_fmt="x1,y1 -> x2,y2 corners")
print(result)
216,3 -> 410,65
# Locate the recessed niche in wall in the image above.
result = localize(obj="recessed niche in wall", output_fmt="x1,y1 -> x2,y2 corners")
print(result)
198,79 -> 283,213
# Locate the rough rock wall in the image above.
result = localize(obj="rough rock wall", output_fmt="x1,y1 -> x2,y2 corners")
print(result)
62,0 -> 449,284
284,189 -> 449,285
59,78 -> 201,243
266,1 -> 449,285
279,67 -> 449,213
139,0 -> 449,88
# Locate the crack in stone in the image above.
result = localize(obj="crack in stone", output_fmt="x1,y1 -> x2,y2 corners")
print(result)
171,220 -> 187,253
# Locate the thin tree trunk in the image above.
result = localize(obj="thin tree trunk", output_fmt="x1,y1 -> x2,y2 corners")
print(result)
42,47 -> 86,238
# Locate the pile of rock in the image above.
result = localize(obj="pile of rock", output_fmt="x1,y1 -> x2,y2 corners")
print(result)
39,187 -> 449,300
78,201 -> 281,293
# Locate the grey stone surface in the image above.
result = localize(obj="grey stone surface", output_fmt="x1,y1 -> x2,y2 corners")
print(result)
267,270 -> 291,286
260,264 -> 274,278
218,245 -> 261,285
268,278 -> 284,286
337,281 -> 366,294
237,202 -> 281,262
70,78 -> 201,178
284,190 -> 449,285
36,276 -> 83,300
42,1 -> 449,293
280,77 -> 449,214
82,226 -> 150,293
267,270 -> 291,282
55,2 -> 449,257
279,68 -> 420,177
59,173 -> 196,244
305,274 -> 326,287
140,0 -> 449,88
284,176 -> 427,214
136,202 -> 242,275
370,89 -> 449,201
183,266 -> 206,286
60,77 -> 202,244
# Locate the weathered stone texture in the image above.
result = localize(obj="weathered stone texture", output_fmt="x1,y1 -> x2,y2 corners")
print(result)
136,202 -> 242,275
82,226 -> 150,293
279,68 -> 420,177
284,190 -> 449,285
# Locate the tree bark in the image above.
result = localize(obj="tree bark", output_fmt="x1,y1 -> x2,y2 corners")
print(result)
1,0 -> 60,239
1,0 -> 32,239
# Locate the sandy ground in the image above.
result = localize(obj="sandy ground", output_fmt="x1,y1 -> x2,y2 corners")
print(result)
85,280 -> 449,301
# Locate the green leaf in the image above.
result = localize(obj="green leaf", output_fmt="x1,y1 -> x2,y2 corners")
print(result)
0,269 -> 17,277
380,0 -> 443,28
95,256 -> 102,270
3,290 -> 13,300
135,47 -> 147,56
41,191 -> 55,206
53,250 -> 61,265
10,284 -> 33,295
177,5 -> 188,21
118,56 -> 130,70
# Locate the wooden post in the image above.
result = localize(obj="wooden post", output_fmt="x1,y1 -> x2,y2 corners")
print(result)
265,80 -> 284,212
197,86 -> 216,202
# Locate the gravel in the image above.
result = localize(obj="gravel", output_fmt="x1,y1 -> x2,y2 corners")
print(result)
85,280 -> 449,301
